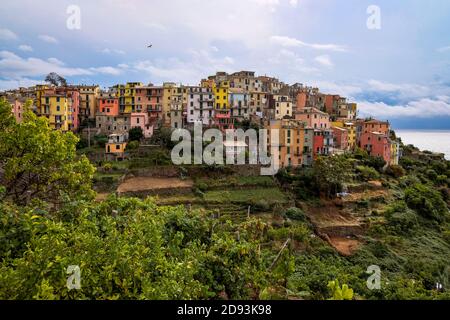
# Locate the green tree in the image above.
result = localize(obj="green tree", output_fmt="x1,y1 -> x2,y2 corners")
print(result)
0,99 -> 95,206
313,156 -> 353,198
129,127 -> 143,142
404,183 -> 448,222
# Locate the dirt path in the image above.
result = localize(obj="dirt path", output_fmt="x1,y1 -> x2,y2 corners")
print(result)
328,237 -> 361,256
117,177 -> 193,193
305,200 -> 364,256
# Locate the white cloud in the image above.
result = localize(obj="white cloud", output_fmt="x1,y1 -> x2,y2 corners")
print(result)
367,79 -> 430,100
132,47 -> 237,84
310,80 -> 363,98
358,96 -> 450,119
90,66 -> 122,75
143,22 -> 168,32
315,54 -> 333,67
101,48 -> 126,55
437,46 -> 450,53
270,35 -> 348,52
38,34 -> 58,44
289,0 -> 299,7
0,51 -> 123,79
0,78 -> 43,91
18,45 -> 33,52
47,58 -> 65,66
0,28 -> 18,40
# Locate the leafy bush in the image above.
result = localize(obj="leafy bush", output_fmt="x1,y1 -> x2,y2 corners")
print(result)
386,165 -> 406,178
128,127 -> 143,142
285,207 -> 307,222
356,165 -> 380,181
94,135 -> 108,148
126,140 -> 140,151
0,197 -> 271,300
405,184 -> 448,222
385,201 -> 419,233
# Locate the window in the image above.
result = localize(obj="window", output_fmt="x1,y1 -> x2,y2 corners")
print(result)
56,106 -> 60,112
116,145 -> 120,150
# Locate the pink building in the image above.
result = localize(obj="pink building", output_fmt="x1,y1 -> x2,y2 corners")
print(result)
135,86 -> 163,121
295,107 -> 330,130
214,110 -> 234,132
360,132 -> 391,164
9,98 -> 24,123
131,112 -> 153,139
332,126 -> 349,151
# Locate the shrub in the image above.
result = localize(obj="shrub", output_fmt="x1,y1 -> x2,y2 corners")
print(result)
128,127 -> 143,142
252,199 -> 271,211
405,183 -> 448,222
94,135 -> 108,148
285,207 -> 307,222
126,140 -> 140,151
356,165 -> 380,181
363,156 -> 386,172
386,165 -> 406,178
426,169 -> 438,182
195,182 -> 209,192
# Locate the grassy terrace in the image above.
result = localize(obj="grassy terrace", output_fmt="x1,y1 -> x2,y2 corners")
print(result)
203,188 -> 287,204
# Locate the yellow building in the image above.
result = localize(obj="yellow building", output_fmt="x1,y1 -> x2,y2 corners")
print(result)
40,94 -> 75,131
162,82 -> 177,127
105,134 -> 128,158
333,120 -> 356,149
267,119 -> 311,168
213,80 -> 230,110
390,140 -> 400,166
114,82 -> 142,114
77,85 -> 100,119
35,84 -> 49,111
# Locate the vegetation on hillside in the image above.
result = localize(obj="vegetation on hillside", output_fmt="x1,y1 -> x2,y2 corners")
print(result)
0,98 -> 449,300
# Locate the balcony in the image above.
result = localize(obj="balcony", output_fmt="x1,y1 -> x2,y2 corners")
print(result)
148,106 -> 162,112
215,112 -> 231,119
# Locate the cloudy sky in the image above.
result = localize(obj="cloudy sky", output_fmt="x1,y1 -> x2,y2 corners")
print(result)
1,0 -> 450,128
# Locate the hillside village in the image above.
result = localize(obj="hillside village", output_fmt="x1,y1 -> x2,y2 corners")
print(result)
1,70 -> 401,168
1,71 -> 449,300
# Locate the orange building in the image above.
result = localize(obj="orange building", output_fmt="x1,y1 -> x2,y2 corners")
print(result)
98,97 -> 119,116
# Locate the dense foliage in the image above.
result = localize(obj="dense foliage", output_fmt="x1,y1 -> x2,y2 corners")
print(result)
0,99 -> 95,206
0,197 -> 286,300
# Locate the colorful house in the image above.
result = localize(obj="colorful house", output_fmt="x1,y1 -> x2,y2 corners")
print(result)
40,88 -> 79,131
313,129 -> 334,158
213,80 -> 230,110
270,94 -> 293,120
105,133 -> 128,158
76,85 -> 100,120
332,126 -> 349,151
7,97 -> 26,123
98,97 -> 119,116
229,88 -> 250,121
187,86 -> 215,126
333,121 -> 356,149
295,107 -> 330,130
266,119 -> 313,168
360,132 -> 391,164
131,112 -> 153,139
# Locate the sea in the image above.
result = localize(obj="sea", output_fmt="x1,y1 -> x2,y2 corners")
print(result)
395,130 -> 450,160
